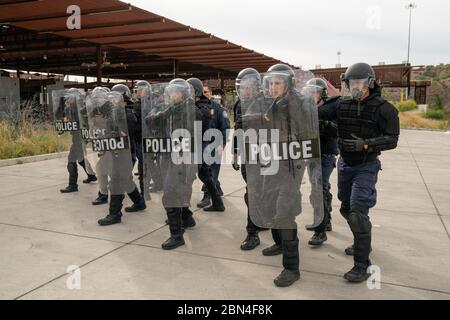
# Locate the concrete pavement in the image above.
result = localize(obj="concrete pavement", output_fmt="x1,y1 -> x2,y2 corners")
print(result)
0,129 -> 449,300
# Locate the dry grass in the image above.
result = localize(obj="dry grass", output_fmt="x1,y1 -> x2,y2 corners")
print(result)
0,121 -> 71,160
399,109 -> 450,130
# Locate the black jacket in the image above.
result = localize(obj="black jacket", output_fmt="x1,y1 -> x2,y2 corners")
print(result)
318,96 -> 340,156
319,85 -> 399,166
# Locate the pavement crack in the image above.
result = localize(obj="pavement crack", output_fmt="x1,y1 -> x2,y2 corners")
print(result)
404,133 -> 450,240
12,224 -> 168,300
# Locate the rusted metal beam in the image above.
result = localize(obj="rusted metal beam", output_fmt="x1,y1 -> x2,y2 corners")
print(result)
102,34 -> 211,46
0,3 -> 131,24
158,49 -> 250,59
37,18 -> 164,34
70,27 -> 189,41
0,45 -> 96,59
120,40 -> 227,51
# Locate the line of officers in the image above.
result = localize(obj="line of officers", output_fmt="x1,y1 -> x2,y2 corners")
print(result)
56,61 -> 399,288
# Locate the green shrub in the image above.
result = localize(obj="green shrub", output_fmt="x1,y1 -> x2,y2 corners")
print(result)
439,71 -> 450,80
0,120 -> 71,160
432,94 -> 444,109
423,110 -> 446,120
395,100 -> 417,112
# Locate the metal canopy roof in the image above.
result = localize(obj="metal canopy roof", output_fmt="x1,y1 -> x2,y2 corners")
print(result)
0,0 -> 296,82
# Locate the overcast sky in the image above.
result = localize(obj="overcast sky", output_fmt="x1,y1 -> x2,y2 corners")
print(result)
129,0 -> 450,69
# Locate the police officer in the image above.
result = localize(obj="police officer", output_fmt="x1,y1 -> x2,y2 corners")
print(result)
93,91 -> 147,226
319,62 -> 400,282
187,78 -> 225,212
197,85 -> 230,208
304,78 -> 340,246
111,84 -> 139,166
155,79 -> 197,250
59,88 -> 97,193
232,68 -> 265,251
145,84 -> 164,193
92,84 -> 140,205
250,64 -> 316,287
90,87 -> 111,206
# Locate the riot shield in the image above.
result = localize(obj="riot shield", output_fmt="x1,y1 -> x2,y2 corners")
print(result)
52,88 -> 96,178
86,91 -> 136,195
52,89 -> 83,168
141,83 -> 166,201
142,80 -> 197,208
76,90 -> 97,178
52,89 -> 81,133
241,70 -> 324,230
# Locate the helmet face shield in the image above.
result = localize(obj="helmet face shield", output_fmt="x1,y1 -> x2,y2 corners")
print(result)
133,86 -> 151,99
263,74 -> 288,99
109,92 -> 125,107
236,74 -> 260,100
343,78 -> 370,100
91,89 -> 108,107
64,94 -> 77,107
111,84 -> 131,98
303,79 -> 328,104
164,81 -> 192,106
302,86 -> 322,104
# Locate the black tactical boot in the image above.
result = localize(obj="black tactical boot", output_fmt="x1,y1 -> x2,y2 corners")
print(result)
60,162 -> 78,193
344,265 -> 371,283
308,232 -> 328,246
98,195 -> 124,226
274,269 -> 300,287
326,220 -> 333,232
240,233 -> 260,251
162,208 -> 185,250
60,185 -> 78,193
203,195 -> 225,212
182,208 -> 196,229
92,192 -> 108,205
197,194 -> 211,208
262,244 -> 283,256
83,175 -> 97,184
98,214 -> 121,226
125,188 -> 147,213
162,235 -> 185,250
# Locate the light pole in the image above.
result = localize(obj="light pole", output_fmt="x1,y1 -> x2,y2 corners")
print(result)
337,51 -> 342,67
406,3 -> 416,65
405,3 -> 417,99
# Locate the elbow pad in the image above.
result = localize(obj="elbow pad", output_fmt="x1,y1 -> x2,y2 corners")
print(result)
366,135 -> 399,152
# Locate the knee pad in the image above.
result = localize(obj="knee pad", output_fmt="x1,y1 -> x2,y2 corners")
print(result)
347,210 -> 371,234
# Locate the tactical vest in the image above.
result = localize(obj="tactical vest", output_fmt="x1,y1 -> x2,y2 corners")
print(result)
337,95 -> 385,141
197,99 -> 213,135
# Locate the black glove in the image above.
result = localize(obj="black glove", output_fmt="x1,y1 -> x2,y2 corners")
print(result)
320,120 -> 338,137
342,134 -> 367,152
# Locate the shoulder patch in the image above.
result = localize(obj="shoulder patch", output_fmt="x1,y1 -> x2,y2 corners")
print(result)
222,110 -> 229,119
